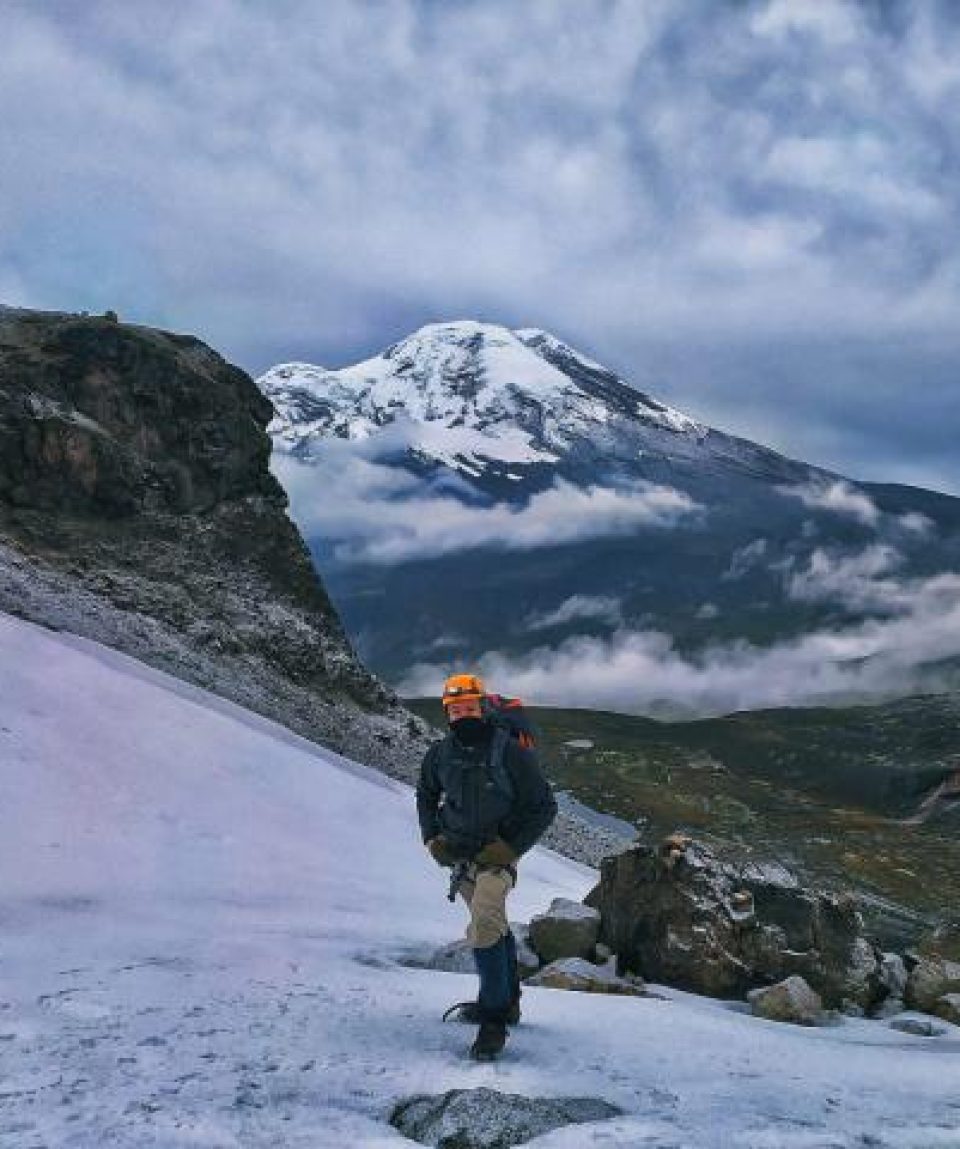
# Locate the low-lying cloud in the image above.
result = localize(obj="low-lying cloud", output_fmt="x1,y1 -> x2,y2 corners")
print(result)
778,480 -> 881,527
525,595 -> 623,632
274,453 -> 700,564
399,544 -> 960,717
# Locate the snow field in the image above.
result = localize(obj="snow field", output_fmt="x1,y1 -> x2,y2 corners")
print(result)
0,611 -> 958,1148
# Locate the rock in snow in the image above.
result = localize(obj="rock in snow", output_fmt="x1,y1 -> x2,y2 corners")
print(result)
528,897 -> 601,964
591,837 -> 883,1008
526,957 -> 646,997
748,976 -> 825,1026
390,1087 -> 624,1149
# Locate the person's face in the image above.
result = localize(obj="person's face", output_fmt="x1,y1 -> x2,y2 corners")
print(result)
445,697 -> 482,723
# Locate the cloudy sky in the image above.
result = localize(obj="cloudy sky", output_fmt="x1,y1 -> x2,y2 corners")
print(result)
3,0 -> 959,493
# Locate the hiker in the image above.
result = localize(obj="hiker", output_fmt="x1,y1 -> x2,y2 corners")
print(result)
416,673 -> 557,1060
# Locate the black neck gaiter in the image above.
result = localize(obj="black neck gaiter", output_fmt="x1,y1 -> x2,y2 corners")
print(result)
450,716 -> 491,747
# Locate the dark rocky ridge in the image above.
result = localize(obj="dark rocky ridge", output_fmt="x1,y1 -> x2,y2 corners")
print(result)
0,307 -> 430,772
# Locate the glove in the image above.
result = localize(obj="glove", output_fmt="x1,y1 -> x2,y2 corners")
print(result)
474,837 -> 517,867
427,835 -> 457,867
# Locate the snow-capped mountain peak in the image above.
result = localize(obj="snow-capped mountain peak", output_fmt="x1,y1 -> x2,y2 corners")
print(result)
258,320 -> 706,478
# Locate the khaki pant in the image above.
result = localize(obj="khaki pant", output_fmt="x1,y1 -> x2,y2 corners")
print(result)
456,863 -> 516,948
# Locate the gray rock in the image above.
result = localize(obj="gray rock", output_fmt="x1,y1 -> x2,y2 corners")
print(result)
389,1087 -> 623,1148
878,952 -> 908,1001
748,976 -> 824,1026
419,939 -> 477,975
592,837 -> 882,1008
873,996 -> 905,1020
527,957 -> 646,996
905,957 -> 960,1013
888,1016 -> 948,1037
594,941 -> 614,964
508,923 -> 542,979
933,993 -> 960,1025
528,898 -> 600,964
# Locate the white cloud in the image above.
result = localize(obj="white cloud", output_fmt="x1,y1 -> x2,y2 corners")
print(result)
399,539 -> 960,716
525,595 -> 623,632
750,0 -> 863,46
273,453 -> 700,564
898,511 -> 934,537
398,590 -> 960,719
723,538 -> 769,581
4,2 -> 960,493
778,480 -> 881,526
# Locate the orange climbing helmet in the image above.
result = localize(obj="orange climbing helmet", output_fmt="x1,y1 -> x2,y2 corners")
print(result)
441,672 -> 486,708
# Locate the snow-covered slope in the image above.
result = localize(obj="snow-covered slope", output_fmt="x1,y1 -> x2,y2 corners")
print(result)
3,610 -> 956,1147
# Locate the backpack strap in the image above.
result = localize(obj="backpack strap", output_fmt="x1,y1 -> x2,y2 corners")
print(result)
487,723 -> 515,803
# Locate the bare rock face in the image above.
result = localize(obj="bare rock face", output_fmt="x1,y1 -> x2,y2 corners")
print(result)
590,837 -> 883,1009
526,957 -> 646,996
904,957 -> 960,1013
528,897 -> 601,964
389,1087 -> 623,1149
933,993 -> 960,1026
748,976 -> 824,1025
0,308 -> 429,773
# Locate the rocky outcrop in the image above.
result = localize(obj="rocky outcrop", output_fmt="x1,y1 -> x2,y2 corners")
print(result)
0,308 -> 429,773
589,837 -> 884,1009
904,956 -> 960,1013
389,1087 -> 623,1148
748,976 -> 823,1025
528,898 -> 601,964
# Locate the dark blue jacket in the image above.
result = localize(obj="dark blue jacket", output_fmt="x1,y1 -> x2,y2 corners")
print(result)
416,723 -> 557,860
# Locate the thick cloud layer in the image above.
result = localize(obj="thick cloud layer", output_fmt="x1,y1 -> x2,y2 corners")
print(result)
399,541 -> 960,716
274,453 -> 699,563
3,2 -> 960,492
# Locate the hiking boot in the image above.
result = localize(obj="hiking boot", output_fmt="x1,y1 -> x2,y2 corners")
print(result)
443,996 -> 521,1025
469,1019 -> 507,1061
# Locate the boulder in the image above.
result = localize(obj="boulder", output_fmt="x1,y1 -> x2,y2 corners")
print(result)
592,836 -> 882,1008
933,993 -> 960,1026
527,957 -> 646,996
389,1087 -> 623,1148
528,898 -> 600,964
905,957 -> 960,1013
748,976 -> 823,1026
888,1016 -> 948,1037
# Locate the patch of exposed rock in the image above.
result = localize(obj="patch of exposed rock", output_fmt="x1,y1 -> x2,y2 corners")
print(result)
888,1016 -> 948,1037
904,955 -> 960,1013
0,308 -> 432,774
389,1087 -> 623,1148
528,897 -> 601,964
588,836 -> 885,1009
527,957 -> 646,996
748,976 -> 824,1025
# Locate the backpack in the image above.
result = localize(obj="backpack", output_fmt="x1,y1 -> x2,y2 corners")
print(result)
482,694 -> 538,751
